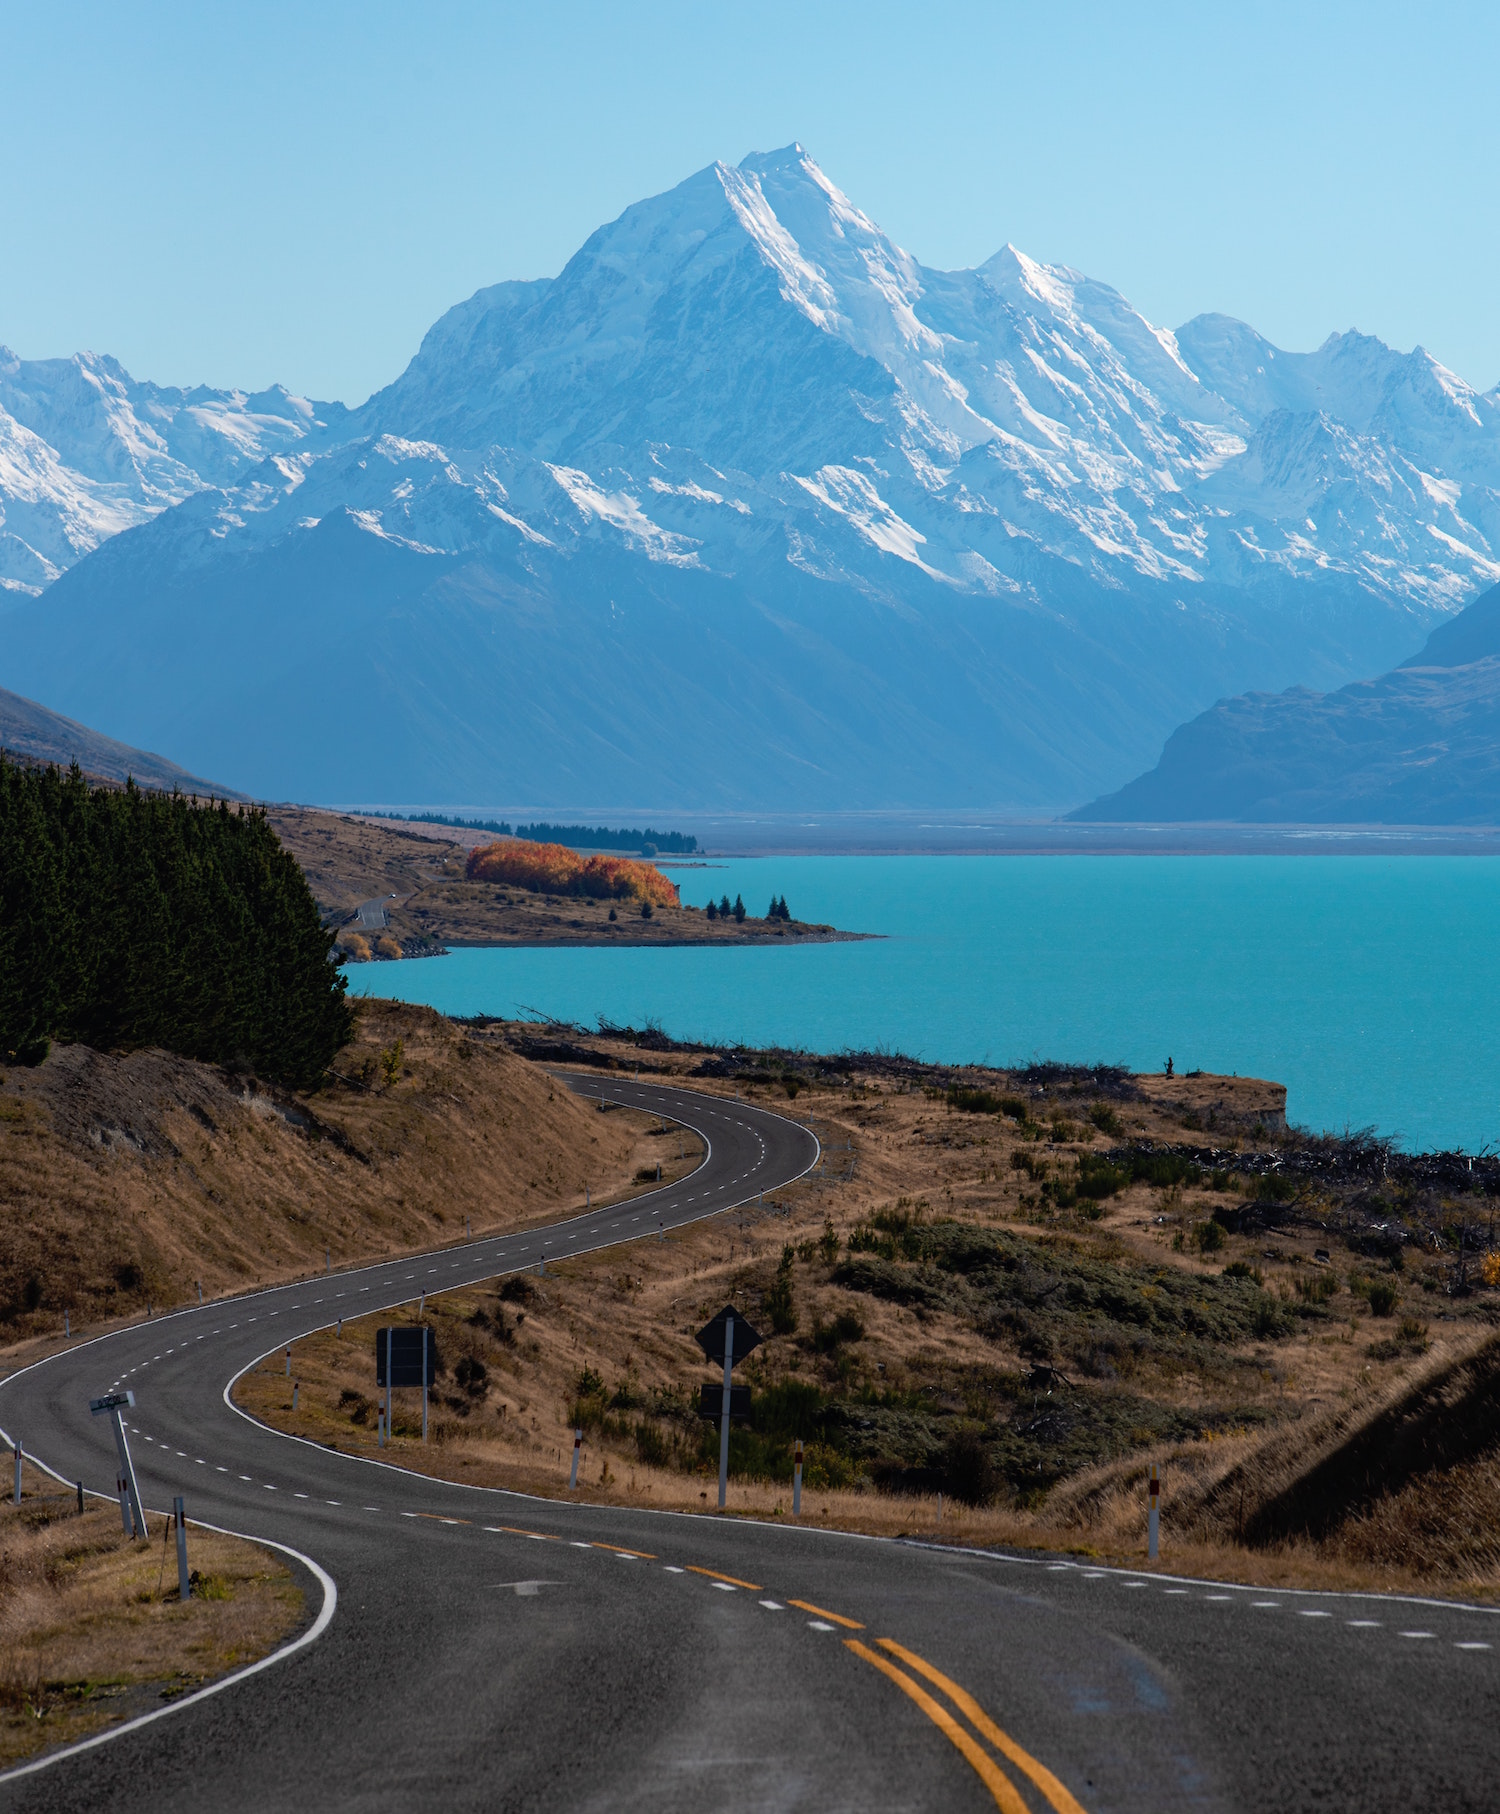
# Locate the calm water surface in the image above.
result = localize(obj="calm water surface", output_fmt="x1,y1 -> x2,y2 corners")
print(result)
349,856 -> 1500,1152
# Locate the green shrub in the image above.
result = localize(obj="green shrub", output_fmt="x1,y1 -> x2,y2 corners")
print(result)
1223,1260 -> 1264,1285
941,1427 -> 999,1507
1088,1102 -> 1123,1136
1297,1271 -> 1338,1304
811,1309 -> 865,1353
765,1246 -> 798,1335
1076,1154 -> 1128,1199
947,1085 -> 1003,1114
1193,1220 -> 1226,1255
1368,1278 -> 1399,1317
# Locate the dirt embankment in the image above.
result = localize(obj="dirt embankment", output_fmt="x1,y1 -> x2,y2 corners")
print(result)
265,806 -> 859,954
0,1001 -> 694,1342
240,1022 -> 1500,1595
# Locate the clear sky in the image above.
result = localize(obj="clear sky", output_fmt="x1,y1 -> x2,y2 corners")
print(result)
5,0 -> 1497,404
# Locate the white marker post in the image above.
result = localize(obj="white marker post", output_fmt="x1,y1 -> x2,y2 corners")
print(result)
12,1439 -> 20,1505
285,1348 -> 291,1377
718,1314 -> 735,1511
569,1428 -> 582,1490
64,1310 -> 70,1338
1148,1463 -> 1160,1561
173,1496 -> 190,1602
293,1382 -> 299,1412
793,1438 -> 803,1519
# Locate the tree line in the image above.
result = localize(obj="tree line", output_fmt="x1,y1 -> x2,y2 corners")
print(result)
0,758 -> 351,1087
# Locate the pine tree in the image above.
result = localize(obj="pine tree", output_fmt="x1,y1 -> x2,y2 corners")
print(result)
733,894 -> 746,923
0,756 -> 350,1086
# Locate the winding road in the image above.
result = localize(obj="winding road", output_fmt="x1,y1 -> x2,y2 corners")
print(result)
1,1076 -> 1496,1811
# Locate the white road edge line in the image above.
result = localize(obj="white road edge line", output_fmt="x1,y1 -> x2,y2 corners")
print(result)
0,1505 -> 336,1790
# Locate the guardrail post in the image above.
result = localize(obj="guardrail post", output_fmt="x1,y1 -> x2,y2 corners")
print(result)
174,1496 -> 190,1601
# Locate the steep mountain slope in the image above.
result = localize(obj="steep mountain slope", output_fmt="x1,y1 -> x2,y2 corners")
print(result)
4,145 -> 1499,809
1073,581 -> 1500,823
0,684 -> 237,795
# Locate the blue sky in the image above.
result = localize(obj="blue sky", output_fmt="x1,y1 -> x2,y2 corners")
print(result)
5,1 -> 1497,403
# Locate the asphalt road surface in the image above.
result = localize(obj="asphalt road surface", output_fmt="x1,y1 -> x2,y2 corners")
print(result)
1,1076 -> 1496,1811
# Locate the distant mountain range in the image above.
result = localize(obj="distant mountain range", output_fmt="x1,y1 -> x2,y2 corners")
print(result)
3,145 -> 1498,810
1074,580 -> 1500,823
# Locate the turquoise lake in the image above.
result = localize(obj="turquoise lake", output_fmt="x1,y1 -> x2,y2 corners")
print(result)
348,856 -> 1500,1153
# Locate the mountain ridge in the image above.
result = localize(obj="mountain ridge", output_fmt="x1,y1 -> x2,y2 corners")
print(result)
1072,580 -> 1500,824
4,145 -> 1499,808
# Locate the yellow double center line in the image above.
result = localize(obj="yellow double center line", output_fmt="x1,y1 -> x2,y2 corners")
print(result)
845,1638 -> 1088,1814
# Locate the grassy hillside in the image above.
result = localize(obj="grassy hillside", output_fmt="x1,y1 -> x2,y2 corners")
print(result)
0,1000 -> 694,1340
238,1023 -> 1500,1593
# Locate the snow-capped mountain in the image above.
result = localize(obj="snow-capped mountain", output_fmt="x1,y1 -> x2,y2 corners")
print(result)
4,145 -> 1499,810
0,347 -> 345,592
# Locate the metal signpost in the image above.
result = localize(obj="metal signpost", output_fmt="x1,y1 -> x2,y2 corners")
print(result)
375,1326 -> 438,1441
1148,1462 -> 1160,1560
90,1391 -> 145,1537
695,1307 -> 762,1511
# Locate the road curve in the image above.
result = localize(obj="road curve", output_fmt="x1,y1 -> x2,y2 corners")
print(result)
1,1077 -> 1496,1812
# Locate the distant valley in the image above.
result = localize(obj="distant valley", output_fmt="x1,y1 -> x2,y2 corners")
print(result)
4,146 -> 1499,812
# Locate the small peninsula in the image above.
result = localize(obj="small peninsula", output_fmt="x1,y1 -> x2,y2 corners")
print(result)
267,807 -> 863,955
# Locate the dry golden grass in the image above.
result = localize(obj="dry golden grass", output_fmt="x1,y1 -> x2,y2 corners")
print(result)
264,805 -> 853,951
236,1029 -> 1500,1600
0,1463 -> 302,1770
0,1000 -> 692,1348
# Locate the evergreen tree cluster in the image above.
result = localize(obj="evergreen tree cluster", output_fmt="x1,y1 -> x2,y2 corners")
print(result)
766,895 -> 791,921
0,758 -> 351,1087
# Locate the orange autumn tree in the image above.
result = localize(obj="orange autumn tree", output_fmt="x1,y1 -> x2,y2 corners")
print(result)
466,838 -> 679,907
